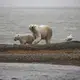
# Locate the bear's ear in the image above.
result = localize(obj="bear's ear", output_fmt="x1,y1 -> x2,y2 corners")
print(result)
29,24 -> 31,27
29,24 -> 33,27
29,24 -> 33,30
34,24 -> 37,26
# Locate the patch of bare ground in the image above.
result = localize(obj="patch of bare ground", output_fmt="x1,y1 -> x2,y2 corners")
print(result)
0,41 -> 80,65
6,49 -> 80,54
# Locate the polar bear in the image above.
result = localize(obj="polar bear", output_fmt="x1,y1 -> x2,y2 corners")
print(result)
29,24 -> 52,44
14,34 -> 34,45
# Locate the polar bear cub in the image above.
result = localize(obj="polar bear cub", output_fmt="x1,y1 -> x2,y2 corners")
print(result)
29,24 -> 52,44
14,33 -> 34,45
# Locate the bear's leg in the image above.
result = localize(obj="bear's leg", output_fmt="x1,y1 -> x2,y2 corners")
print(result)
45,39 -> 51,44
32,37 -> 41,44
25,43 -> 32,47
45,30 -> 52,44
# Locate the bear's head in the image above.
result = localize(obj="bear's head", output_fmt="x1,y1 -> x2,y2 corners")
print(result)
29,24 -> 38,33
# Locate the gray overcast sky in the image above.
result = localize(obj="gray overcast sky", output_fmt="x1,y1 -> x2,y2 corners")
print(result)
0,0 -> 80,7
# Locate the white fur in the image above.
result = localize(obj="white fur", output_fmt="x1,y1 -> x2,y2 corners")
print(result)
29,24 -> 52,44
14,33 -> 34,45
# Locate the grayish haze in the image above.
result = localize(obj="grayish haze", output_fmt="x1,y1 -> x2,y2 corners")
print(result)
0,0 -> 80,7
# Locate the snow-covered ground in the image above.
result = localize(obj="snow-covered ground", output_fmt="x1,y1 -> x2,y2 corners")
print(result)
0,63 -> 80,80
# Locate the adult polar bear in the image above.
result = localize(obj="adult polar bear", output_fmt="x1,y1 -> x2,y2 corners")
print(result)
29,24 -> 52,44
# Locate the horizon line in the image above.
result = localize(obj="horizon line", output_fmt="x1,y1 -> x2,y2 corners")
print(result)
0,6 -> 80,8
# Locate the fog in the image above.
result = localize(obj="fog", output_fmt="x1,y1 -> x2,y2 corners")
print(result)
0,0 -> 80,7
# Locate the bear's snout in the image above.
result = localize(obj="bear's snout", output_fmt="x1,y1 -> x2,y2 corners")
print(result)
14,37 -> 17,41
